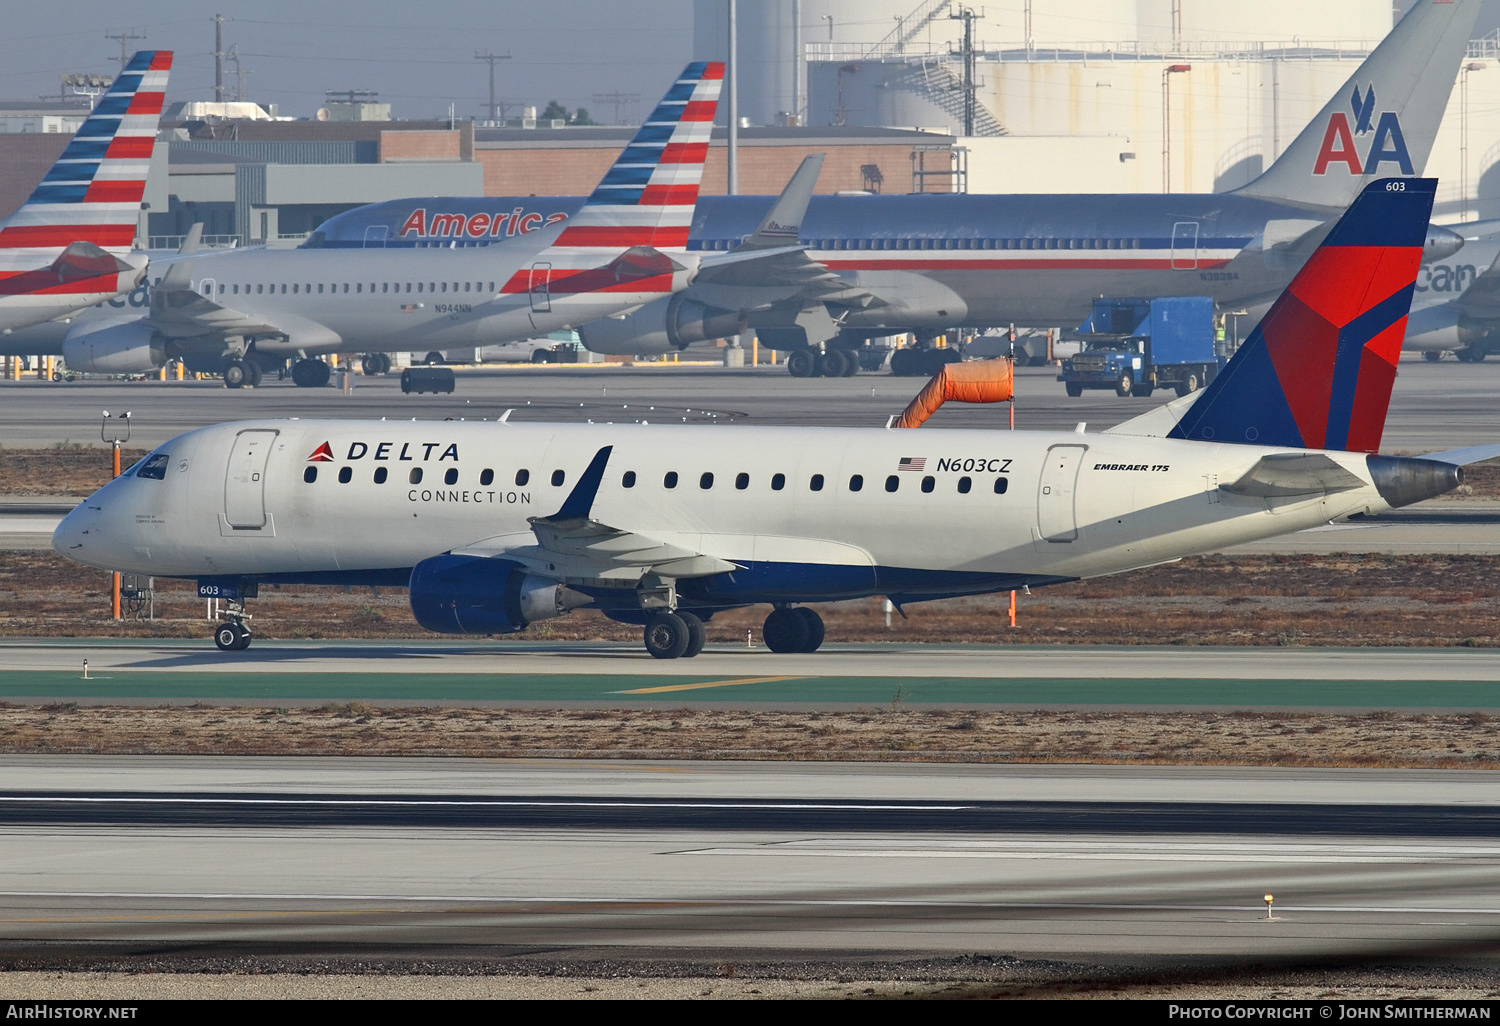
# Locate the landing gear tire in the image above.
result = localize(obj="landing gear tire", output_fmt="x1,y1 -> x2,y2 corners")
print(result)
223,360 -> 251,389
1115,373 -> 1133,398
762,607 -> 811,653
214,622 -> 251,652
1457,347 -> 1486,363
531,349 -> 552,364
816,349 -> 847,377
361,354 -> 392,376
678,610 -> 706,658
291,358 -> 331,388
1423,351 -> 1443,363
1065,382 -> 1083,398
792,607 -> 825,653
424,351 -> 445,366
786,348 -> 817,378
1174,373 -> 1199,398
643,611 -> 691,660
245,360 -> 263,387
890,349 -> 918,377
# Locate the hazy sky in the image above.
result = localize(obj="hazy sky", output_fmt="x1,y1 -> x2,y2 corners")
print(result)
0,1 -> 696,122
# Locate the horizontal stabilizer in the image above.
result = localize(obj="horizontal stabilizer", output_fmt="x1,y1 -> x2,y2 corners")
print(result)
1103,390 -> 1203,437
1419,443 -> 1500,466
1221,453 -> 1365,498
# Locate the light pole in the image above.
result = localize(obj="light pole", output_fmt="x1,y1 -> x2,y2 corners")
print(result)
1162,64 -> 1190,193
1462,61 -> 1486,223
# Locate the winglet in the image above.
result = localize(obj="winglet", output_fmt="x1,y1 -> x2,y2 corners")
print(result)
546,445 -> 613,522
736,153 -> 825,251
178,223 -> 203,255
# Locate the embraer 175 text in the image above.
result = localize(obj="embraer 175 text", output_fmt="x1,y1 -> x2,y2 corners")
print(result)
53,178 -> 1500,658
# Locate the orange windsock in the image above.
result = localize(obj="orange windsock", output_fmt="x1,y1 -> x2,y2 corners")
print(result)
894,358 -> 1013,429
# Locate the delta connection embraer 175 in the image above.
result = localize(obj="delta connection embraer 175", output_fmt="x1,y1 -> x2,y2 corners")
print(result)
0,51 -> 170,333
303,0 -> 1479,377
54,178 -> 1500,658
52,62 -> 729,387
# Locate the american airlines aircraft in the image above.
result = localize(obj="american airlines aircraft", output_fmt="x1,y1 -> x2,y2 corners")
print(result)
0,51 -> 170,333
300,0 -> 1480,377
54,178 -> 1496,658
47,62 -> 729,387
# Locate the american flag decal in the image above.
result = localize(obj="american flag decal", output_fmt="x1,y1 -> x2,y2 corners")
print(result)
898,457 -> 926,471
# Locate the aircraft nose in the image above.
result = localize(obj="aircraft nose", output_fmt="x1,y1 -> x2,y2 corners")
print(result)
52,499 -> 120,566
1424,224 -> 1465,263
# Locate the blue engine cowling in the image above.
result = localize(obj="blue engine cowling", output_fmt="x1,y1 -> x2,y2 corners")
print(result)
409,554 -> 588,635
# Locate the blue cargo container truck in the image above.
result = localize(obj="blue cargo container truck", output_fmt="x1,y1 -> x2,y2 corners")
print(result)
1059,296 -> 1224,398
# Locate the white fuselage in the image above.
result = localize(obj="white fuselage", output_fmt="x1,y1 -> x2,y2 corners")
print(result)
56,419 -> 1394,605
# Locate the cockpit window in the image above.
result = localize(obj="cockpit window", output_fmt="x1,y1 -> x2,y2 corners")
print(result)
135,453 -> 170,480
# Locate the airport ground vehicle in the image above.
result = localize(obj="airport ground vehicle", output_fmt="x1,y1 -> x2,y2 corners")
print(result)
1060,298 -> 1222,399
53,179 -> 1500,658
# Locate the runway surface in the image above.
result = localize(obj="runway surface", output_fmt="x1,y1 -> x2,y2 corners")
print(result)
0,758 -> 1497,959
3,640 -> 1500,709
2,358 -> 1498,451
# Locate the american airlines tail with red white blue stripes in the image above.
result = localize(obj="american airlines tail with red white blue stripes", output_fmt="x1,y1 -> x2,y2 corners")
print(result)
0,50 -> 171,330
500,61 -> 722,308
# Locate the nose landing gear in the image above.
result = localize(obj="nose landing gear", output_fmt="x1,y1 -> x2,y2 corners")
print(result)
213,620 -> 252,651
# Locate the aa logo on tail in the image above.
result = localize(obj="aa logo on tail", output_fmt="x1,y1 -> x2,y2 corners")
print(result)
1313,83 -> 1414,177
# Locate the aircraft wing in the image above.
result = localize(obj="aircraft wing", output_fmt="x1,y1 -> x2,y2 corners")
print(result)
149,279 -> 286,338
1452,244 -> 1500,320
450,446 -> 738,584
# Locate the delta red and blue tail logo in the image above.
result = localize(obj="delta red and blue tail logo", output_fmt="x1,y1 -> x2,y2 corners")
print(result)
307,442 -> 335,462
1168,178 -> 1436,454
1313,83 -> 1414,177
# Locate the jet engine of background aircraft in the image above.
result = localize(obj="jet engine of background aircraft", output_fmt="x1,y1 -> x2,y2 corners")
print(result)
59,319 -> 162,375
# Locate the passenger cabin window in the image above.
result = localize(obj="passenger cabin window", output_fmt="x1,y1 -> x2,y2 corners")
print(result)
136,454 -> 170,480
849,475 -> 864,492
921,476 -> 935,493
303,466 -> 317,483
994,477 -> 1009,494
885,475 -> 899,493
700,472 -> 714,489
771,473 -> 786,491
338,466 -> 352,484
479,469 -> 494,486
735,472 -> 749,490
444,468 -> 458,485
664,471 -> 679,489
515,469 -> 529,486
957,476 -> 972,493
551,469 -> 565,487
622,471 -> 636,488
809,474 -> 824,491
374,467 -> 388,484
409,468 -> 422,484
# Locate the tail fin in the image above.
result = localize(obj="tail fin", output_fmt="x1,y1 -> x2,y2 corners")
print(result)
1168,178 -> 1436,454
1232,0 -> 1477,209
0,51 -> 172,255
549,61 -> 723,253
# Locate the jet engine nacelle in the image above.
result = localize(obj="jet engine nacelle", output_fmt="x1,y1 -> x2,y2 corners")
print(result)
409,554 -> 588,635
60,319 -> 164,374
1401,303 -> 1497,352
577,294 -> 742,355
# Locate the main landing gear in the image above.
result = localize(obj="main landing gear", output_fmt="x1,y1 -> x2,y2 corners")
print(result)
786,347 -> 859,378
643,610 -> 707,659
361,353 -> 393,376
291,357 -> 332,387
762,606 -> 825,654
222,357 -> 264,389
214,619 -> 252,651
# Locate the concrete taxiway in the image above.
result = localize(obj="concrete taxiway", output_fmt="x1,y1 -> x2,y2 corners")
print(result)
2,358 -> 1498,451
2,639 -> 1500,709
0,757 -> 1496,959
